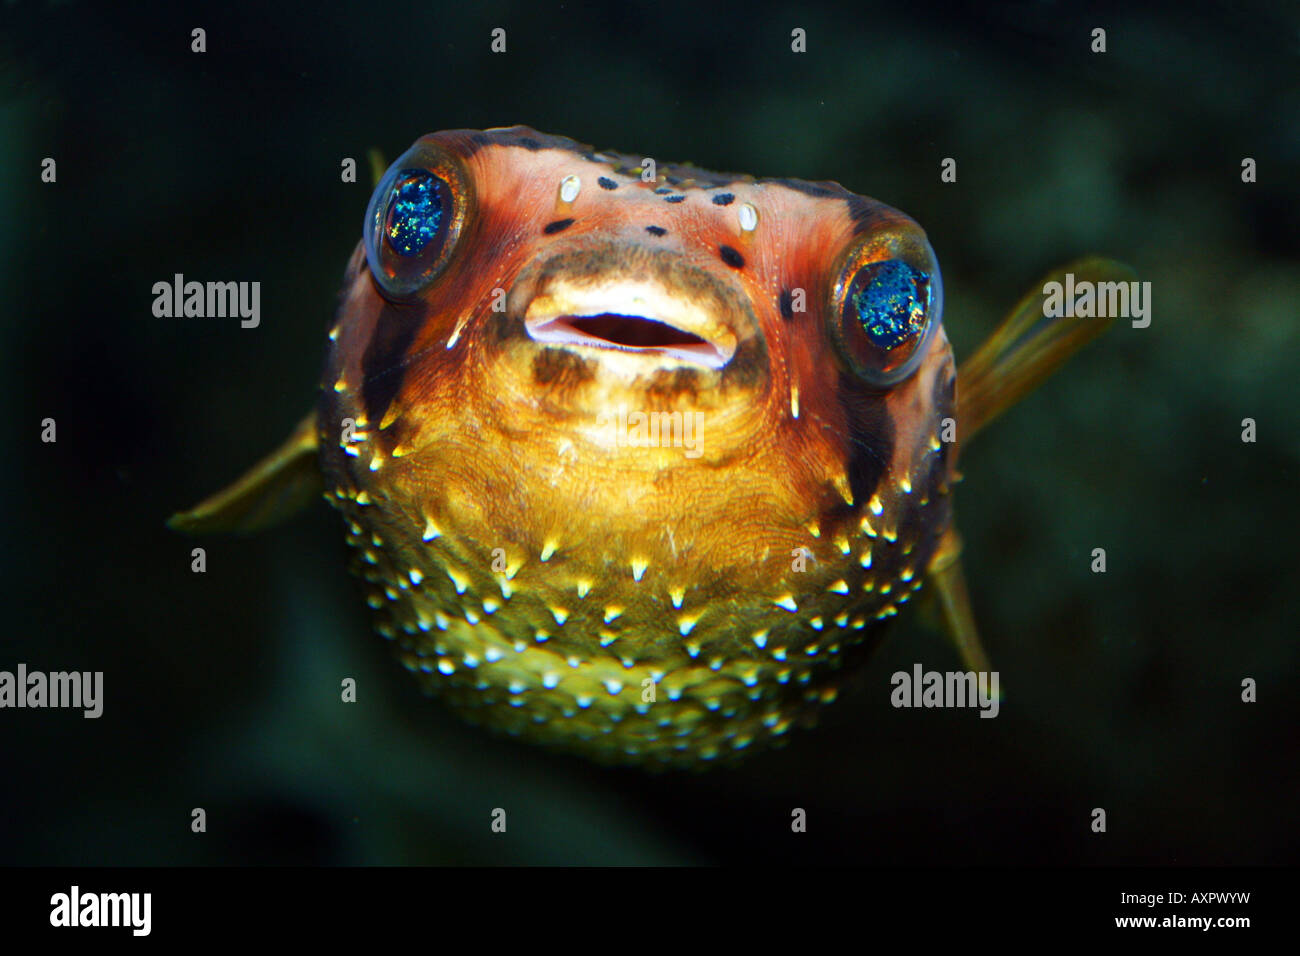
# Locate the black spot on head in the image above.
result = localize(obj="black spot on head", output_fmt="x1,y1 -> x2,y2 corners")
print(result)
517,136 -> 544,151
779,289 -> 796,319
598,176 -> 618,190
665,195 -> 686,203
645,225 -> 667,236
653,187 -> 672,195
543,218 -> 575,235
766,177 -> 843,198
719,245 -> 745,269
712,193 -> 735,206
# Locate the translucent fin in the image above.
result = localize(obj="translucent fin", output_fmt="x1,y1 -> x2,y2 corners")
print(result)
168,412 -> 321,534
957,257 -> 1136,444
368,148 -> 387,189
925,526 -> 1000,693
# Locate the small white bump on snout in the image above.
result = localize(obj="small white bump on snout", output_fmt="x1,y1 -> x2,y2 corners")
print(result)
738,202 -> 758,232
559,174 -> 581,203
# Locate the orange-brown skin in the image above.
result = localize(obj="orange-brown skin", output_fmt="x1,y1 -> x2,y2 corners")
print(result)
318,126 -> 957,766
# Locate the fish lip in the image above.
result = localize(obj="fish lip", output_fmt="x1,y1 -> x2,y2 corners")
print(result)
522,277 -> 740,370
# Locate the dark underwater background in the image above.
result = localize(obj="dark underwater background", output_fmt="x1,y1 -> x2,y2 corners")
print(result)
1,0 -> 1296,865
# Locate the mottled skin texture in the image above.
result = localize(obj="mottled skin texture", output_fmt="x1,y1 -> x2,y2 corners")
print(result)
319,126 -> 957,766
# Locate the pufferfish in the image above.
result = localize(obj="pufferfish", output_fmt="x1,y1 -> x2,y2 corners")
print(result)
171,126 -> 1132,767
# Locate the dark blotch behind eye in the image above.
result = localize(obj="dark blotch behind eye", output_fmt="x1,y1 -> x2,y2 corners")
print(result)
598,177 -> 618,190
543,218 -> 575,235
386,171 -> 444,257
719,245 -> 744,269
712,193 -> 735,206
646,225 -> 667,236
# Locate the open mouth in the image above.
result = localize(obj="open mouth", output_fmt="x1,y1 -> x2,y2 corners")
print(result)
524,279 -> 737,369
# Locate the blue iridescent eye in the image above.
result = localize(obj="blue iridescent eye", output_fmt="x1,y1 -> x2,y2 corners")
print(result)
385,171 -> 445,257
364,140 -> 469,299
834,251 -> 941,386
849,259 -> 929,350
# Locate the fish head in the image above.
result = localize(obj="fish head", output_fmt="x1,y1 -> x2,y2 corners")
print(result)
318,126 -> 957,765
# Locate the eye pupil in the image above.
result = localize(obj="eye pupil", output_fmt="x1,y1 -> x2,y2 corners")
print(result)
850,259 -> 929,350
386,170 -> 444,257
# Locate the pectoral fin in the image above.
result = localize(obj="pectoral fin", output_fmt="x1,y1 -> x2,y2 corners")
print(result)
168,412 -> 321,534
957,257 -> 1135,444
924,525 -> 998,679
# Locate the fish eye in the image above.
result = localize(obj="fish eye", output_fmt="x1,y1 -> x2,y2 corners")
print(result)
830,238 -> 941,387
364,140 -> 471,298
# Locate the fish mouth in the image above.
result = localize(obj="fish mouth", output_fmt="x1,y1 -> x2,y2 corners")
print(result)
524,278 -> 739,370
